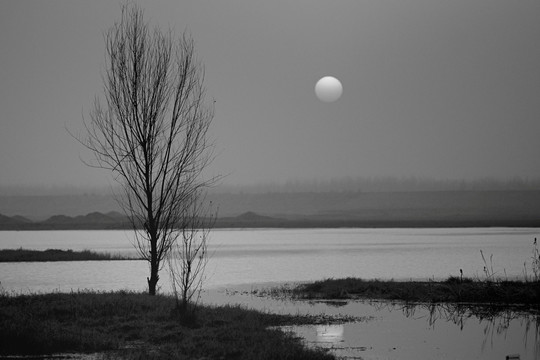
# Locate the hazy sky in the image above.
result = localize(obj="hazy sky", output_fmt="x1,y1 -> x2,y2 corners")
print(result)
1,0 -> 539,188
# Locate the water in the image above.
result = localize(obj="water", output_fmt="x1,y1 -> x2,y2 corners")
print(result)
1,228 -> 539,359
279,302 -> 540,360
203,285 -> 540,360
0,228 -> 537,292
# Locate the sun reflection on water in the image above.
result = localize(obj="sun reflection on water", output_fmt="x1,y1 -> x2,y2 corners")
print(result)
315,324 -> 344,344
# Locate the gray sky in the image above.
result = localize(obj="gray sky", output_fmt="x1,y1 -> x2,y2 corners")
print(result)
1,0 -> 539,188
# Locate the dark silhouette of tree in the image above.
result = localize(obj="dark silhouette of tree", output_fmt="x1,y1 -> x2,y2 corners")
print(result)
80,4 -> 215,295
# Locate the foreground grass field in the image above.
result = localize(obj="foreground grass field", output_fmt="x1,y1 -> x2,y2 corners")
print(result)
0,291 -> 334,359
291,277 -> 540,310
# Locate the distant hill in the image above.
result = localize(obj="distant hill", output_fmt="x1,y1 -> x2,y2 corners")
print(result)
11,215 -> 32,223
43,215 -> 76,224
235,211 -> 276,221
1,190 -> 540,229
0,211 -> 130,230
42,212 -> 130,229
0,211 -> 284,230
216,211 -> 287,228
0,213 -> 28,227
0,194 -> 120,221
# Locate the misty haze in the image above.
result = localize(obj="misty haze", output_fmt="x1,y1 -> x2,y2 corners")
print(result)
1,1 -> 539,359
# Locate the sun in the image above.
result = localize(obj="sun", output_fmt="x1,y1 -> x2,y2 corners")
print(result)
315,76 -> 343,102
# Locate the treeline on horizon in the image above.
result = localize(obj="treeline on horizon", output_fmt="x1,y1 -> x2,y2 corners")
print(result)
2,176 -> 540,196
219,176 -> 540,194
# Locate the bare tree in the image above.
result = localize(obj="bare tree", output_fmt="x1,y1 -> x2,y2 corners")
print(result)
80,4 -> 215,295
168,191 -> 215,314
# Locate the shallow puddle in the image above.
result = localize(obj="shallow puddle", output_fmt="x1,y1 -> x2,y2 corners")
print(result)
202,284 -> 540,360
282,304 -> 539,360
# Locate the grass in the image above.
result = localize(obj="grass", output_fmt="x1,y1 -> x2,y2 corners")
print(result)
0,291 -> 335,359
291,277 -> 540,310
292,241 -> 540,311
0,248 -> 140,262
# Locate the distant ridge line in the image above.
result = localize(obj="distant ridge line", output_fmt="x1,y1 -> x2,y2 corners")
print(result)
1,190 -> 540,231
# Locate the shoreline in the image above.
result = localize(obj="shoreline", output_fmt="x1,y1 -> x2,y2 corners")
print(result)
0,248 -> 140,262
1,220 -> 540,231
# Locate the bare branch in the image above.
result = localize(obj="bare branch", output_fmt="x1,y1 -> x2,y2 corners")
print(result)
78,3 -> 217,296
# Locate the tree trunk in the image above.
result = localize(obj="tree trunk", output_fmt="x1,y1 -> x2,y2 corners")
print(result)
148,237 -> 159,295
148,263 -> 159,295
182,282 -> 189,313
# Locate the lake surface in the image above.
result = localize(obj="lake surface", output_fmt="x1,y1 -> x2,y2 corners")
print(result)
1,228 -> 539,359
0,228 -> 538,292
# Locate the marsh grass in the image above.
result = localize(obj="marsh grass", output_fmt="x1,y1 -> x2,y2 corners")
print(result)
291,240 -> 540,310
290,277 -> 540,310
0,248 -> 140,262
0,291 -> 335,359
